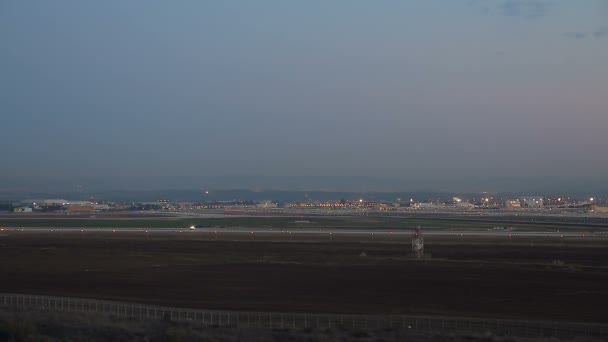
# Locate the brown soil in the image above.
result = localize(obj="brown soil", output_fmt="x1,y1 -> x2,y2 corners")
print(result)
1,231 -> 607,323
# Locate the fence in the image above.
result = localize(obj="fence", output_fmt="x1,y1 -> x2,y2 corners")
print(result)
0,293 -> 605,339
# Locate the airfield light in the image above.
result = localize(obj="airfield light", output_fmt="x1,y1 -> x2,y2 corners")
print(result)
359,199 -> 363,203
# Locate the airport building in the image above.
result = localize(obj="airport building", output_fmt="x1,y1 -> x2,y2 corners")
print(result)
67,205 -> 96,214
587,204 -> 608,213
504,200 -> 521,209
520,197 -> 544,208
256,200 -> 278,209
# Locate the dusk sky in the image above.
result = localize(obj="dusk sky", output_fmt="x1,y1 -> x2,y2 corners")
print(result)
2,1 -> 607,191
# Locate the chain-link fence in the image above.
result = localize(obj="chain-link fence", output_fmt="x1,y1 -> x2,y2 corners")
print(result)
0,293 -> 605,339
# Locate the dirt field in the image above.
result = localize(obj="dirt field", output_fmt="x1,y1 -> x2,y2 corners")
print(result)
1,231 -> 607,323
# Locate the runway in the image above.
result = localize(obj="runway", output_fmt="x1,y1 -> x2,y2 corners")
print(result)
1,226 -> 605,238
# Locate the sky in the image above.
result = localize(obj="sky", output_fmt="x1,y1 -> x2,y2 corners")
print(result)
1,1 -> 607,192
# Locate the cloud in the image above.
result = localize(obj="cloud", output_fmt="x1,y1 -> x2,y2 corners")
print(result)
499,0 -> 553,19
560,27 -> 608,40
593,27 -> 608,38
562,32 -> 587,39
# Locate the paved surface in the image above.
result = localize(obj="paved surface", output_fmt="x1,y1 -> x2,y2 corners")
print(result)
1,226 -> 605,238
